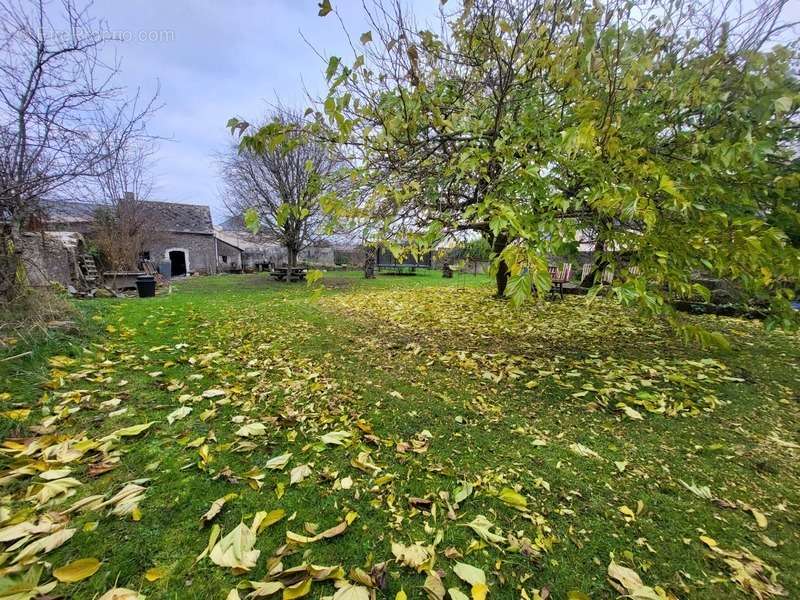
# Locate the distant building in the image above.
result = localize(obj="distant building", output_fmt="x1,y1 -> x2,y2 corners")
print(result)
215,217 -> 288,271
216,215 -> 339,269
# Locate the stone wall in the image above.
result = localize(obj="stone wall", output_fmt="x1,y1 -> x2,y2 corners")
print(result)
333,246 -> 365,266
241,245 -> 285,270
19,232 -> 81,287
216,238 -> 243,272
143,233 -> 217,275
236,244 -> 337,268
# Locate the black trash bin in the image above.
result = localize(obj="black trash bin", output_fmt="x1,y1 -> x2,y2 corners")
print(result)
135,275 -> 156,298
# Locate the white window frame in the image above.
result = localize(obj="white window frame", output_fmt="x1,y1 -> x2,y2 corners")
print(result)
164,248 -> 190,275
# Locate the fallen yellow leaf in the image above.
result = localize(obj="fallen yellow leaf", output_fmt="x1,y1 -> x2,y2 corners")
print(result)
53,557 -> 101,582
700,535 -> 717,547
283,577 -> 312,599
145,566 -> 168,581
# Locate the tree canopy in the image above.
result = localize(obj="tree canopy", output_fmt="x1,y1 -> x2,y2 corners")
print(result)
237,0 -> 800,338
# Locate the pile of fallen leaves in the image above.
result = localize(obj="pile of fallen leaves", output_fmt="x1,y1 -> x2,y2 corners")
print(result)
321,288 -> 745,417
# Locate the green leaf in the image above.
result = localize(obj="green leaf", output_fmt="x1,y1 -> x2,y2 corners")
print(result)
498,487 -> 527,510
326,56 -> 341,81
465,515 -> 505,544
276,203 -> 291,227
53,558 -> 101,582
320,430 -> 351,445
453,482 -> 473,504
774,96 -> 792,115
317,0 -> 332,17
505,273 -> 532,308
243,208 -> 260,234
360,31 -> 372,44
265,452 -> 292,470
110,422 -> 154,438
658,174 -> 681,198
324,96 -> 336,116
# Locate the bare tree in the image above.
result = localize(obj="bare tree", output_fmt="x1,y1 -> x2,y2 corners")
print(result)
90,132 -> 157,205
0,0 -> 159,302
220,109 -> 342,267
89,137 -> 160,271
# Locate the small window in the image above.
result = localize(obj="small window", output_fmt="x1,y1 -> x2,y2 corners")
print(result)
221,255 -> 228,263
140,251 -> 151,261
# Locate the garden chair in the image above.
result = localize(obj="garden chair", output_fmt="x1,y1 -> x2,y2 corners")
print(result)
549,262 -> 572,300
580,263 -> 592,284
579,263 -> 641,289
580,264 -> 614,287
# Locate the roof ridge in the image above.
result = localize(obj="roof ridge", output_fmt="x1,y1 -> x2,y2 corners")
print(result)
142,199 -> 211,210
45,199 -> 210,210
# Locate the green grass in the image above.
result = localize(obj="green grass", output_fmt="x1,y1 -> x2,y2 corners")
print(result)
1,271 -> 798,599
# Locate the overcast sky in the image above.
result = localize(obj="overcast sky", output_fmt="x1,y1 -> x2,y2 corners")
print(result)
90,0 -> 440,222
89,0 -> 797,224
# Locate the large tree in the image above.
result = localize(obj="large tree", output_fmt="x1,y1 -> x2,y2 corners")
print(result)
0,0 -> 157,302
221,110 -> 343,268
240,0 -> 799,337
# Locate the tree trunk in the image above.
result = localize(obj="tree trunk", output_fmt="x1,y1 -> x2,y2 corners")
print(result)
287,246 -> 298,268
495,260 -> 510,297
582,225 -> 610,286
491,233 -> 509,298
364,246 -> 376,279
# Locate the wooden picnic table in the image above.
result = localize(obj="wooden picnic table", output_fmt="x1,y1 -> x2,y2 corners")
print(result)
269,266 -> 307,282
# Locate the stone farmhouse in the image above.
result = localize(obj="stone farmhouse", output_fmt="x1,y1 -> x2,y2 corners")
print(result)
44,198 -> 218,276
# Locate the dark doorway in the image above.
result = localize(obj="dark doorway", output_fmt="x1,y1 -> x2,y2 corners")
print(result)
169,250 -> 187,277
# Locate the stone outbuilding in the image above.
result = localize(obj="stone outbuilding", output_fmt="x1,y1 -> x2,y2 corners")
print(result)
45,199 -> 218,276
215,216 -> 338,270
135,201 -> 217,276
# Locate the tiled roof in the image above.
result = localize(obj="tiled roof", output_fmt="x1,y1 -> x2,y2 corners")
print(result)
44,200 -> 214,234
140,200 -> 213,234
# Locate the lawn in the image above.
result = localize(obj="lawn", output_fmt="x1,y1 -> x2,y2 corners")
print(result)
0,271 -> 798,600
